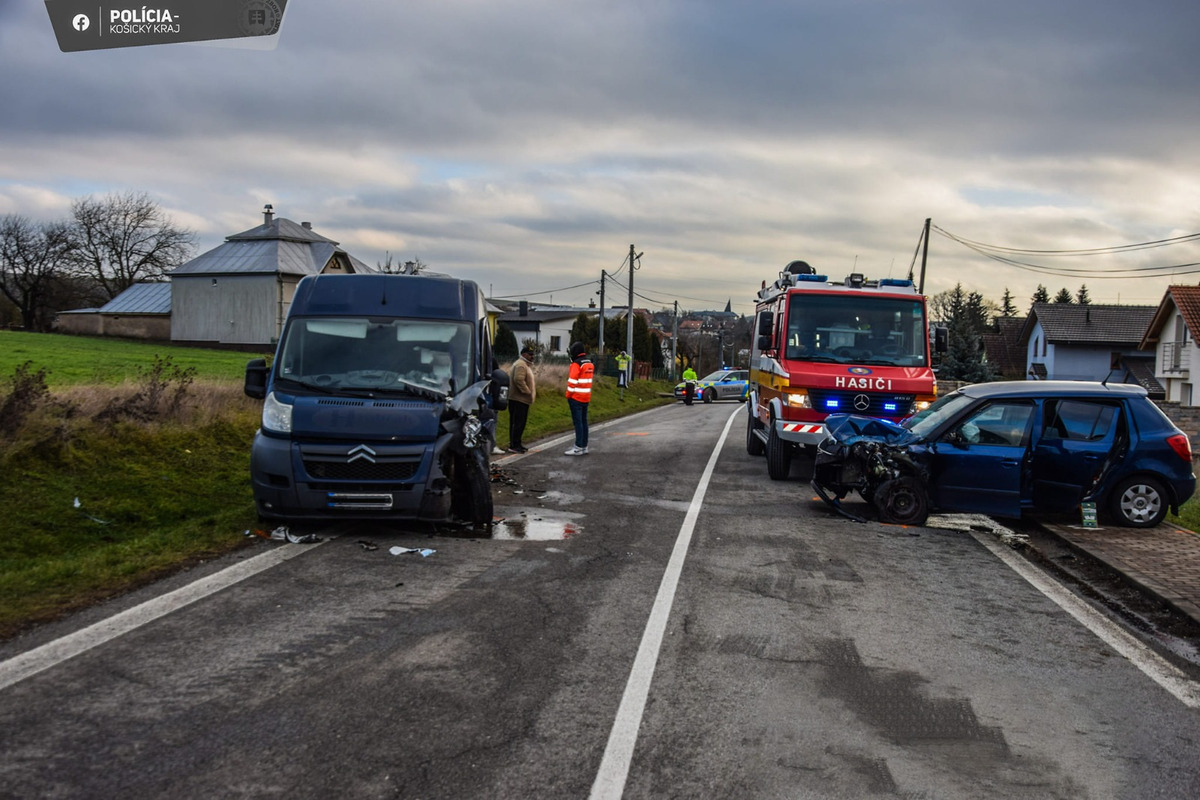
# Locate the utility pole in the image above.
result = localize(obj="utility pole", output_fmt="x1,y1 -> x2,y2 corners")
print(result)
918,217 -> 931,294
671,300 -> 679,380
626,244 -> 640,384
597,269 -> 606,364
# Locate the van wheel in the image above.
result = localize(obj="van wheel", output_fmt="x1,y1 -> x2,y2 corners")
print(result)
1109,476 -> 1167,528
766,421 -> 792,480
874,477 -> 929,526
454,452 -> 494,525
746,408 -> 765,456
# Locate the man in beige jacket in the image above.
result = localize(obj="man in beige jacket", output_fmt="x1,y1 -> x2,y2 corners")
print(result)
507,345 -> 536,453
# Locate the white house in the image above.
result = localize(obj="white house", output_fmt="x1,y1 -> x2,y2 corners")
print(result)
1019,302 -> 1158,389
1140,286 -> 1200,406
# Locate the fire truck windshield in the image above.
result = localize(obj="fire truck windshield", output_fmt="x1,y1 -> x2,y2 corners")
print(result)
785,293 -> 928,366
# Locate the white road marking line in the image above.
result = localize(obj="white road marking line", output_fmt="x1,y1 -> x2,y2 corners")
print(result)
0,541 -> 326,692
590,405 -> 741,800
967,520 -> 1200,709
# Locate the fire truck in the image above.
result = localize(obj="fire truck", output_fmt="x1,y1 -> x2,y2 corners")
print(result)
746,260 -> 946,479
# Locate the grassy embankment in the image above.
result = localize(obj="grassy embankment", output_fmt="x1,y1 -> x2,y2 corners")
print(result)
0,331 -> 675,638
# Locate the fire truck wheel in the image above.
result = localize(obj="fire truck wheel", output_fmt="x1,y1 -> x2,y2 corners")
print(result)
766,422 -> 792,480
874,477 -> 929,526
746,408 -> 765,456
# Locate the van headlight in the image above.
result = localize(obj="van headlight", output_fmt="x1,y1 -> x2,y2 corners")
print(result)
262,392 -> 293,434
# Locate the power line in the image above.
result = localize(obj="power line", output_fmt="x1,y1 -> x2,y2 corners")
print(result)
933,225 -> 1200,279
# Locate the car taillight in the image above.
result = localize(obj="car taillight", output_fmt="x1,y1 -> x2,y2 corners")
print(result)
1167,433 -> 1193,462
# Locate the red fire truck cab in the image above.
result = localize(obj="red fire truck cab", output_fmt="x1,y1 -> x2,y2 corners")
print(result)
746,260 -> 947,479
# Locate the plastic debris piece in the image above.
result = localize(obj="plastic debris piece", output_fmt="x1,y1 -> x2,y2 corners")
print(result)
388,546 -> 437,557
286,531 -> 320,544
270,526 -> 289,541
73,497 -> 110,525
357,540 -> 379,551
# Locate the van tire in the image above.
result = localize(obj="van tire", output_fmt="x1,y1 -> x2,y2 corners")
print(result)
455,452 -> 493,525
746,408 -> 765,456
766,421 -> 792,480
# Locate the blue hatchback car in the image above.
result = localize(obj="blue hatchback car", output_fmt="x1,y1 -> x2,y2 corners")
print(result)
812,381 -> 1196,528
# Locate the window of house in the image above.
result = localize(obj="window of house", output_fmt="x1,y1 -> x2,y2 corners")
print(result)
550,335 -> 561,352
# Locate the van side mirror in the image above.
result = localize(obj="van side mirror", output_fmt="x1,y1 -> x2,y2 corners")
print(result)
489,368 -> 510,411
933,326 -> 949,353
244,358 -> 268,400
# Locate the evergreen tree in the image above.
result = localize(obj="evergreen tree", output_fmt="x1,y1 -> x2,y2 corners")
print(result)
1031,285 -> 1050,305
937,283 -> 991,382
1076,284 -> 1092,305
1053,287 -> 1074,304
569,312 -> 598,352
494,322 -> 518,361
1000,288 -> 1017,317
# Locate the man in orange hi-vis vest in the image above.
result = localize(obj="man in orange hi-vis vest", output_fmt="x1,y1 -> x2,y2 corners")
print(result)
565,341 -> 594,455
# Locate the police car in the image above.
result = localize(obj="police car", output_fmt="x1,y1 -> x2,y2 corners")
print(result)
674,369 -> 750,403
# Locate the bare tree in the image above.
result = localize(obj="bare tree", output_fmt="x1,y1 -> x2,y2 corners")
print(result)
0,215 -> 76,331
68,191 -> 196,300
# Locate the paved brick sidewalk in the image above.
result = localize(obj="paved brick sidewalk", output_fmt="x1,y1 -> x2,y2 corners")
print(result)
1040,520 -> 1200,625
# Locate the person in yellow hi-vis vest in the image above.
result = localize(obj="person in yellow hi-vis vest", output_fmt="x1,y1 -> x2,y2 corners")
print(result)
615,350 -> 630,388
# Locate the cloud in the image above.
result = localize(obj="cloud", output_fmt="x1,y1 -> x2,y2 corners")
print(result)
4,1 -> 1200,313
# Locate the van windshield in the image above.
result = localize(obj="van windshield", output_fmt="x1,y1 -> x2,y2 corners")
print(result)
785,293 -> 927,366
276,317 -> 474,394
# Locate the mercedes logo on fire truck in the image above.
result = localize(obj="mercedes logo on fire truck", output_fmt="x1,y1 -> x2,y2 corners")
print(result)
853,394 -> 871,411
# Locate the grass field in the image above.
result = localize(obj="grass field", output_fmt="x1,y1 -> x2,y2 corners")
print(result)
0,330 -> 265,386
0,334 -> 676,638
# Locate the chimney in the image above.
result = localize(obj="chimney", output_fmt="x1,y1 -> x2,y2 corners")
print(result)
263,204 -> 274,225
519,301 -> 529,317
301,221 -> 312,230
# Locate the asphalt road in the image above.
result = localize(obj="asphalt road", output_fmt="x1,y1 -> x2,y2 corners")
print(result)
2,401 -> 1200,798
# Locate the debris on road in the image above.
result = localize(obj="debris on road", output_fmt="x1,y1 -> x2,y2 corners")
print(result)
389,546 -> 437,557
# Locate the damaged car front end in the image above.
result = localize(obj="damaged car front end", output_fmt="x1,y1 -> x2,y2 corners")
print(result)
812,414 -> 935,525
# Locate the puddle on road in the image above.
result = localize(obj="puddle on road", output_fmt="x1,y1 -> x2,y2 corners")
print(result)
490,510 -> 582,540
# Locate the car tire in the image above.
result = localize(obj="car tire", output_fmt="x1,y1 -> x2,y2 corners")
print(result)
874,476 -> 929,526
702,387 -> 715,404
746,407 -> 765,456
1108,475 -> 1168,528
766,420 -> 792,480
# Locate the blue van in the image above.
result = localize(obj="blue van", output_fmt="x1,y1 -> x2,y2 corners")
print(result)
243,274 -> 508,525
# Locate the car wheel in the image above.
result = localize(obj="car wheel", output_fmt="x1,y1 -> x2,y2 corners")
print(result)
702,387 -> 715,404
746,407 -> 765,456
874,477 -> 929,526
1109,476 -> 1168,528
766,420 -> 792,480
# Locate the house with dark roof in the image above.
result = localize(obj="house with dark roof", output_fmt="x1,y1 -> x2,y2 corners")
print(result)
498,304 -> 595,356
1139,286 -> 1200,405
981,316 -> 1027,380
168,205 -> 373,346
1020,303 -> 1161,392
55,282 -> 173,339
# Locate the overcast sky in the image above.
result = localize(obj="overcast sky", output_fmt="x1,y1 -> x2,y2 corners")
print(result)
4,1 -> 1200,315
